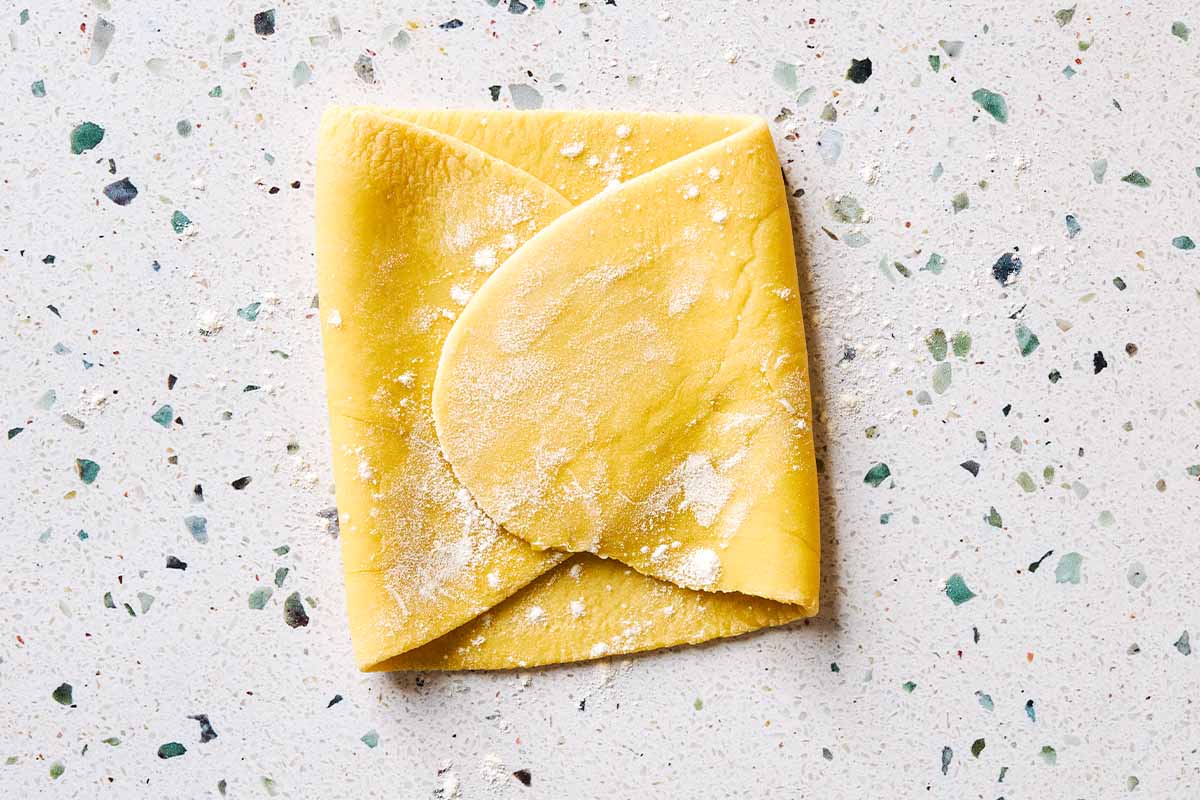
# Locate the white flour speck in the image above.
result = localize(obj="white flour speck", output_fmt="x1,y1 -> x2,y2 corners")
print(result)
569,599 -> 586,618
326,309 -> 342,328
682,184 -> 699,199
490,192 -> 534,226
526,605 -> 547,624
486,571 -> 500,589
450,285 -> 473,306
473,247 -> 497,270
710,207 -> 728,224
395,371 -> 415,387
559,141 -> 585,158
410,306 -> 439,333
357,454 -> 374,482
707,167 -> 722,181
448,223 -> 476,251
615,124 -> 631,140
590,642 -> 609,658
675,547 -> 721,586
668,282 -> 702,316
569,563 -> 583,579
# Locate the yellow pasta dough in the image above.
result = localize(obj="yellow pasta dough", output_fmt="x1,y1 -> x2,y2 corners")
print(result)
316,107 -> 819,671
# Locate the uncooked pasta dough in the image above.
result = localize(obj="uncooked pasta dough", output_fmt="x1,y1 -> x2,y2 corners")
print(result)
316,108 -> 819,671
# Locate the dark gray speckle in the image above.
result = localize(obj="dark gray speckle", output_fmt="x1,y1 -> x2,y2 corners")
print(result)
103,177 -> 138,206
992,252 -> 1022,286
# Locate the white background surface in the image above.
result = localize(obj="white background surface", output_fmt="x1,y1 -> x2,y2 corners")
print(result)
3,1 -> 1199,797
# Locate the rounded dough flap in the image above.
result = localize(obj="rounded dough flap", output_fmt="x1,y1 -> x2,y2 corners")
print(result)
432,121 -> 819,607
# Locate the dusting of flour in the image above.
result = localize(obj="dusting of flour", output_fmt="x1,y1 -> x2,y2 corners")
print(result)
672,547 -> 722,586
668,281 -> 702,316
643,453 -> 734,528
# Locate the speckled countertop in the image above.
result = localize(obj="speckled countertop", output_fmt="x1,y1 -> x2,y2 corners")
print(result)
3,1 -> 1199,797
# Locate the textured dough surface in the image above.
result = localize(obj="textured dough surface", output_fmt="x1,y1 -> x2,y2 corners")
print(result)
316,108 -> 819,671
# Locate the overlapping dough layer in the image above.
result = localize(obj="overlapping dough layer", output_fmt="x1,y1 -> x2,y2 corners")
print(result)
317,108 -> 818,671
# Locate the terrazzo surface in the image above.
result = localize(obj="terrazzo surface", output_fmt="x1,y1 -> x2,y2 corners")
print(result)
3,0 -> 1199,797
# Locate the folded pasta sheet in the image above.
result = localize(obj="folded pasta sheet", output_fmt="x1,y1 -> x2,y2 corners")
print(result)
316,108 -> 819,671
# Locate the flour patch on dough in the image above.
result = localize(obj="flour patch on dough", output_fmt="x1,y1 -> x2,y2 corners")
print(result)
595,151 -> 626,186
718,447 -> 749,472
668,280 -> 703,316
410,305 -> 440,333
447,222 -> 477,251
489,445 -> 570,523
559,141 -> 585,158
717,411 -> 765,432
373,424 -> 503,632
643,453 -> 734,529
494,295 -> 566,354
671,547 -> 722,587
472,247 -> 497,271
719,498 -> 751,543
356,450 -> 375,482
489,191 -> 536,228
445,189 -> 538,256
586,259 -> 639,287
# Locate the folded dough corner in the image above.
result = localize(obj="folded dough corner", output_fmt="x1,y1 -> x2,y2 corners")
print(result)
316,108 -> 819,671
